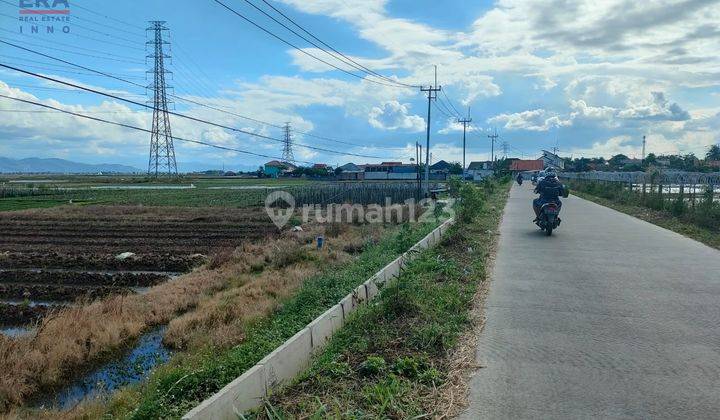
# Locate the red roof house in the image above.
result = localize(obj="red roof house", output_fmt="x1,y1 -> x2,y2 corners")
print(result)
510,159 -> 544,172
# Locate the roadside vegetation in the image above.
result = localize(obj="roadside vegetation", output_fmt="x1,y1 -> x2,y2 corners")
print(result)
568,180 -> 720,249
255,178 -> 510,418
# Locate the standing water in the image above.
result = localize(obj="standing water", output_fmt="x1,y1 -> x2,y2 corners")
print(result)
36,327 -> 172,410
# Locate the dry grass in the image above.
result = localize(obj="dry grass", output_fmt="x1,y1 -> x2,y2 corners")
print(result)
163,224 -> 369,351
0,220 -> 385,413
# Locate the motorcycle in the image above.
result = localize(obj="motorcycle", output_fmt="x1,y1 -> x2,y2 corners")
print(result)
535,202 -> 561,236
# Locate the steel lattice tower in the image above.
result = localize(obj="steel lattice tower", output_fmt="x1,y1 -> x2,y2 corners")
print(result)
282,122 -> 295,164
147,21 -> 177,177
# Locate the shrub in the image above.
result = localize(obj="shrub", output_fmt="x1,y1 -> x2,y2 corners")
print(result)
457,183 -> 486,223
359,356 -> 387,376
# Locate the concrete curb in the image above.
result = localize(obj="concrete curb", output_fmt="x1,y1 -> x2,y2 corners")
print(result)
183,218 -> 455,419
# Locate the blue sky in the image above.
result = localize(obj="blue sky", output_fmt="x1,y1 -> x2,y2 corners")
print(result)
0,0 -> 719,172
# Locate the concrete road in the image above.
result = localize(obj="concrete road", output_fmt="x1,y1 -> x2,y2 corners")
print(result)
460,183 -> 720,419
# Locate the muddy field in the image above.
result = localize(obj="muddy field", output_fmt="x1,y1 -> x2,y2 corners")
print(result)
0,205 -> 277,328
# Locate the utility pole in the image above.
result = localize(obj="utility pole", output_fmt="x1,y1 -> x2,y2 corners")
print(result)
415,142 -> 421,197
282,122 -> 295,164
458,114 -> 472,180
488,128 -> 499,171
641,135 -> 647,166
147,21 -> 177,177
421,66 -> 442,196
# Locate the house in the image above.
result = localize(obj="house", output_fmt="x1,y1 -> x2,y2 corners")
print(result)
337,162 -> 364,181
429,160 -> 453,173
467,161 -> 494,180
509,159 -> 544,172
364,162 -> 418,180
540,150 -> 564,170
706,160 -> 720,168
263,160 -> 295,178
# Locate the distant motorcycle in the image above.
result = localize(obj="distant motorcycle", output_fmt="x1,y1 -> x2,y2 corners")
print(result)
535,202 -> 561,236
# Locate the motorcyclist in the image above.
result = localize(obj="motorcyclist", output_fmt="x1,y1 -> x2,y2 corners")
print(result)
516,173 -> 523,185
533,167 -> 565,221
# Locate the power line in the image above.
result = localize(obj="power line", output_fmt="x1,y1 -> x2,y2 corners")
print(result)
248,0 -> 418,88
0,63 -> 394,159
440,89 -> 462,117
0,93 -> 314,164
0,59 -> 146,80
69,0 -> 146,31
0,30 -> 145,63
212,0 -> 415,89
434,95 -> 457,119
3,82 -> 147,98
0,40 -> 405,153
258,0 -> 416,88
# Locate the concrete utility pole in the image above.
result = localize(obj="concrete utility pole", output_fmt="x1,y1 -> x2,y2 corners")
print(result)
488,128 -> 499,171
421,66 -> 441,196
458,115 -> 472,180
415,141 -> 421,196
642,135 -> 647,166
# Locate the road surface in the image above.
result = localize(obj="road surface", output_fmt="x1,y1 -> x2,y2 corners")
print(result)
459,183 -> 720,419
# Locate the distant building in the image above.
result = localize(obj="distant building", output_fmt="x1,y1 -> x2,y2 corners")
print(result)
364,161 -> 417,180
467,161 -> 494,180
540,150 -> 564,170
430,160 -> 453,173
337,162 -> 364,180
707,160 -> 720,168
509,159 -> 544,172
263,160 -> 296,178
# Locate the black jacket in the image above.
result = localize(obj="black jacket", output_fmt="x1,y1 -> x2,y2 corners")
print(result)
535,176 -> 565,202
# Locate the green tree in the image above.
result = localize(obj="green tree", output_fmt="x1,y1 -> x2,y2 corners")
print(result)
706,144 -> 720,161
608,154 -> 629,168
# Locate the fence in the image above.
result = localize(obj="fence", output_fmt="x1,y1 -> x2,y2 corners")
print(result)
0,185 -> 67,199
561,171 -> 720,231
561,171 -> 720,204
284,182 -> 442,206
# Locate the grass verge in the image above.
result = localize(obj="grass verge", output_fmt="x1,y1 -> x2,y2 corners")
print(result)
572,190 -> 720,250
89,219 -> 444,418
257,180 -> 510,419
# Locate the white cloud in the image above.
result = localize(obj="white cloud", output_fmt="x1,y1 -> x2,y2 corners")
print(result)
488,109 -> 571,131
368,100 -> 425,132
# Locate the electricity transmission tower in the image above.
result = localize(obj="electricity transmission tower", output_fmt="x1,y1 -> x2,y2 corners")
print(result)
147,21 -> 177,177
502,141 -> 508,159
458,115 -> 472,179
282,122 -> 295,164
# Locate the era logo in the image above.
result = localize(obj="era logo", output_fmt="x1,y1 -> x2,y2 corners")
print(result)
19,0 -> 69,7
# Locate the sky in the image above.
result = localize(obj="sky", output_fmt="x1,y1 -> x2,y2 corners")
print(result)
0,0 -> 719,172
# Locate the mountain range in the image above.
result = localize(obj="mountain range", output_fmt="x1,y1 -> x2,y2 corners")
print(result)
0,157 -> 141,174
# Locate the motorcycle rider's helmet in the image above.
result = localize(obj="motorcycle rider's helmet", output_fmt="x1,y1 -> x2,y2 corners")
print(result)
544,167 -> 558,178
